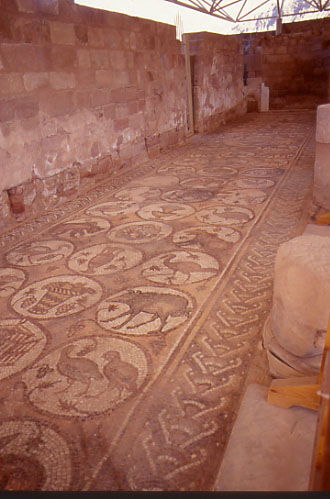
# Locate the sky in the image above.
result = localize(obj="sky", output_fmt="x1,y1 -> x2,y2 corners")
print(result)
75,0 -> 330,34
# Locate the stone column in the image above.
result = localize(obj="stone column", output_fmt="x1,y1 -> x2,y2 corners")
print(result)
313,103 -> 330,210
263,230 -> 330,378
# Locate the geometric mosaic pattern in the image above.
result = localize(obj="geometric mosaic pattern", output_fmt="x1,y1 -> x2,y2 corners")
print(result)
0,110 -> 315,490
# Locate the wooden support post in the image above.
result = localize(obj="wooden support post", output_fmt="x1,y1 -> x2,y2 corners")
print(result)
183,33 -> 194,137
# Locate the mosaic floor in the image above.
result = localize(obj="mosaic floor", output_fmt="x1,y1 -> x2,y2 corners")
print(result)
0,110 -> 316,491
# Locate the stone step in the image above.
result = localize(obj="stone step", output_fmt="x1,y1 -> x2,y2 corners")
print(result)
214,383 -> 317,491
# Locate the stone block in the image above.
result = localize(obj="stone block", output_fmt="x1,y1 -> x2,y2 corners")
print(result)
95,70 -> 112,88
90,89 -> 111,108
16,0 -> 38,14
14,96 -> 39,119
303,224 -> 330,238
313,142 -> 330,210
0,98 -> 16,122
77,49 -> 90,69
50,21 -> 75,45
75,70 -> 95,88
270,234 -> 330,358
1,43 -> 41,72
316,103 -> 330,144
0,74 -> 25,95
87,27 -> 104,47
89,49 -> 109,69
23,72 -> 49,92
214,384 -> 317,491
49,71 -> 75,90
51,45 -> 77,70
74,24 -> 88,45
110,50 -> 128,71
40,90 -> 75,117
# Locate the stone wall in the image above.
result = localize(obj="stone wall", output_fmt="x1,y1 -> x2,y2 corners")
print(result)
190,32 -> 246,133
242,17 -> 330,109
0,0 -> 187,226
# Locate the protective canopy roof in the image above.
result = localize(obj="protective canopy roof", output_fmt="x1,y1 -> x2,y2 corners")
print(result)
76,0 -> 330,33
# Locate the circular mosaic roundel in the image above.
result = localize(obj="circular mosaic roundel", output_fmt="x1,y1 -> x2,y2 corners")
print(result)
115,186 -> 161,202
68,243 -> 143,275
11,275 -> 102,319
199,166 -> 238,178
0,268 -> 26,298
137,203 -> 195,221
0,420 -> 72,490
242,167 -> 283,177
228,178 -> 275,189
161,189 -> 215,204
85,201 -> 139,218
180,177 -> 226,191
173,226 -> 241,249
217,189 -> 267,206
0,319 -> 47,381
132,175 -> 179,188
5,240 -> 74,267
142,251 -> 219,285
21,336 -> 149,417
49,217 -> 111,240
97,286 -> 194,335
107,221 -> 172,244
157,165 -> 197,176
196,206 -> 254,225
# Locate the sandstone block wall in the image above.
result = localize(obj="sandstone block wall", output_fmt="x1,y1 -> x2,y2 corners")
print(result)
190,32 -> 246,133
0,0 -> 188,226
242,17 -> 330,109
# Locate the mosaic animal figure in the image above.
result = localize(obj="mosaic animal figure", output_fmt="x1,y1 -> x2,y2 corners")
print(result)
56,341 -> 103,396
106,289 -> 191,332
102,350 -> 138,396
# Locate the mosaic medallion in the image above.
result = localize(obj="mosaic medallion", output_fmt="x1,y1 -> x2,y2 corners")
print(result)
157,165 -> 197,176
228,178 -> 275,189
22,336 -> 149,417
0,420 -> 72,490
161,189 -> 215,203
196,206 -> 254,225
5,240 -> 74,267
0,268 -> 26,298
115,186 -> 161,202
85,201 -> 139,218
142,251 -> 219,285
137,203 -> 195,221
11,276 -> 102,319
217,189 -> 267,205
242,168 -> 284,177
0,319 -> 47,380
173,226 -> 241,250
68,243 -> 143,275
107,221 -> 172,244
180,177 -> 226,191
49,217 -> 111,240
199,166 -> 238,178
97,286 -> 194,335
132,175 -> 179,187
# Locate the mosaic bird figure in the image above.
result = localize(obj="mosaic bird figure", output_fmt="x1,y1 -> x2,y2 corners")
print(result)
102,350 -> 138,397
56,341 -> 103,396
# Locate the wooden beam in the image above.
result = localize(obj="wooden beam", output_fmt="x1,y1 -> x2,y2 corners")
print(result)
268,375 -> 321,410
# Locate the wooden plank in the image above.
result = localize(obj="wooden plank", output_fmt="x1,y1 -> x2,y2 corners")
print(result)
309,352 -> 330,490
317,212 -> 330,225
268,375 -> 320,410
